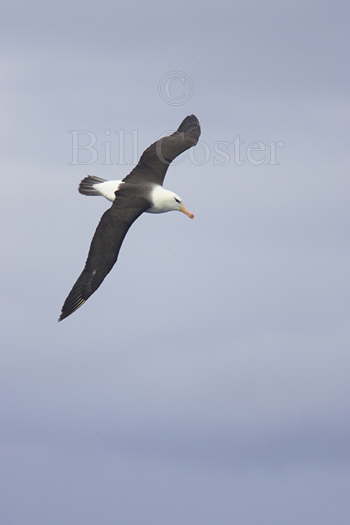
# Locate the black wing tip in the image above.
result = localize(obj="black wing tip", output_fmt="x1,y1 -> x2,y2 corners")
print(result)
177,114 -> 201,141
185,114 -> 199,121
58,310 -> 73,323
58,296 -> 86,322
177,113 -> 199,128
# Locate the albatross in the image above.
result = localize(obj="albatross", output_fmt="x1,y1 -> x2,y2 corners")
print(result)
59,114 -> 201,321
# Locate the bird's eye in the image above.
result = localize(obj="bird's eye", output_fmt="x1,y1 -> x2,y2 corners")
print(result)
174,197 -> 181,203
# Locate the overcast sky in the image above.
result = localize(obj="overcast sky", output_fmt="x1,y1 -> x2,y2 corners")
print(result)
1,2 -> 350,524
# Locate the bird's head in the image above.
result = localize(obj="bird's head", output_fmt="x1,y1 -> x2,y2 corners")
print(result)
169,191 -> 195,219
150,187 -> 195,218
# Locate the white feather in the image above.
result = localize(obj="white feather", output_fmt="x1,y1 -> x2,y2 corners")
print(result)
92,180 -> 123,201
147,186 -> 181,213
92,181 -> 182,214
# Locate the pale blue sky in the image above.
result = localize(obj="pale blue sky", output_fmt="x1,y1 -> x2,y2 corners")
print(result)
1,2 -> 349,524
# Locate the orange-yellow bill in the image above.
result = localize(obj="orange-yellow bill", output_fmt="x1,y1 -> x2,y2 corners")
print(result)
179,205 -> 195,219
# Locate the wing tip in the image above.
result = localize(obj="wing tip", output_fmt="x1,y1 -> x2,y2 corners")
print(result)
58,297 -> 86,322
177,114 -> 201,142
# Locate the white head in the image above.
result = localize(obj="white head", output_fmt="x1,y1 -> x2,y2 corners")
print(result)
150,187 -> 195,218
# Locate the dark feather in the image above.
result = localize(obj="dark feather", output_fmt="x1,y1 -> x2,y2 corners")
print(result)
123,114 -> 201,186
59,185 -> 150,321
79,175 -> 106,196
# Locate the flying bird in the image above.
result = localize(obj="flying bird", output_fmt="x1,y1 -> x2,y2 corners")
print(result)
59,114 -> 201,321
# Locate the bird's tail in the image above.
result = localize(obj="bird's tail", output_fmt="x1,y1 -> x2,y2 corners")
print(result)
79,176 -> 106,196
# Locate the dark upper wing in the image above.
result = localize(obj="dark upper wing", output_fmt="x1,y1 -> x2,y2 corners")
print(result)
123,114 -> 201,186
59,186 -> 150,321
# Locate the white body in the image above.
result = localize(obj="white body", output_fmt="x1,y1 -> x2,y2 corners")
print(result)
91,179 -> 182,214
